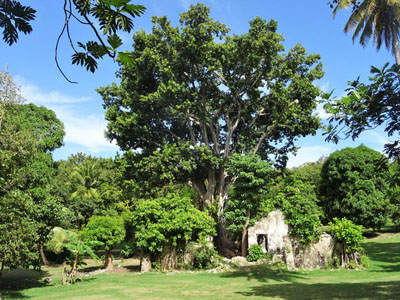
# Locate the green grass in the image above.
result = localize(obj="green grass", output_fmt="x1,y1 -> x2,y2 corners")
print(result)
2,230 -> 400,300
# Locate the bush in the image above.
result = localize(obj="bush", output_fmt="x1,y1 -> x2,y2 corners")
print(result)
247,244 -> 266,262
189,242 -> 220,269
120,242 -> 136,258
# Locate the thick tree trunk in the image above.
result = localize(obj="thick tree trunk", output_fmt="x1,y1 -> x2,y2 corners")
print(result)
39,242 -> 49,267
62,262 -> 67,285
104,249 -> 113,270
192,166 -> 236,256
0,261 -> 4,279
341,243 -> 347,268
241,209 -> 251,257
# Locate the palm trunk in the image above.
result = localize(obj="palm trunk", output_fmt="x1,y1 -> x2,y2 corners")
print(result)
241,209 -> 251,257
39,242 -> 49,266
393,31 -> 400,66
104,249 -> 113,270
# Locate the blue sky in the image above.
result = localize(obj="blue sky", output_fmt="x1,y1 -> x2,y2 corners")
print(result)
0,0 -> 395,167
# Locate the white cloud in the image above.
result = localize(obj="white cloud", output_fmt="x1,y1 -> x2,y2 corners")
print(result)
15,76 -> 90,104
17,78 -> 118,153
315,102 -> 331,120
50,106 -> 118,153
287,146 -> 333,168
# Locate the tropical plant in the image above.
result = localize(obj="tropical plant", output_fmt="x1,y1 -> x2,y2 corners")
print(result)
225,154 -> 274,256
331,0 -> 400,64
60,229 -> 99,285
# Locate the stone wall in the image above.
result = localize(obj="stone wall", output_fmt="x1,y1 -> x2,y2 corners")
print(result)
248,210 -> 335,270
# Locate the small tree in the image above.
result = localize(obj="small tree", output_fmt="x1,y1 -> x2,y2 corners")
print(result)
225,154 -> 274,256
131,193 -> 215,271
81,216 -> 126,270
329,218 -> 365,268
61,230 -> 100,285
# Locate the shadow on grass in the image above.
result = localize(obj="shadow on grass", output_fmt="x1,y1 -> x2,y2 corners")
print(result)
364,226 -> 400,238
220,264 -> 305,283
364,241 -> 400,272
123,265 -> 140,272
0,269 -> 50,299
237,281 -> 400,299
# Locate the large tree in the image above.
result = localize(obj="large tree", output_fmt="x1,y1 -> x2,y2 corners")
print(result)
331,0 -> 400,64
319,145 -> 391,229
99,4 -> 323,250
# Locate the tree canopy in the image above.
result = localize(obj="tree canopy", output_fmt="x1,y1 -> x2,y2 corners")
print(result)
98,4 -> 324,250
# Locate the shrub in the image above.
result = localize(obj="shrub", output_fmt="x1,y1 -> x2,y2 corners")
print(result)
247,244 -> 266,262
189,242 -> 220,270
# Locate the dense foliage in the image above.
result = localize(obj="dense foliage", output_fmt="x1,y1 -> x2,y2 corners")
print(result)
320,145 -> 391,229
247,244 -> 266,262
0,70 -> 65,274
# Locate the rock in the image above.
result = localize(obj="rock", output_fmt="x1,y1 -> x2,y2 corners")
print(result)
140,254 -> 151,273
230,256 -> 248,266
292,233 -> 335,269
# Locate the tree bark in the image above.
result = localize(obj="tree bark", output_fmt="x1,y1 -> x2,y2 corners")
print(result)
241,209 -> 251,257
0,261 -> 4,279
104,249 -> 113,270
62,261 -> 67,285
39,242 -> 49,266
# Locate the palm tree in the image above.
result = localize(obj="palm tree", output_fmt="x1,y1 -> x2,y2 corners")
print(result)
333,0 -> 400,64
71,160 -> 99,200
70,160 -> 100,227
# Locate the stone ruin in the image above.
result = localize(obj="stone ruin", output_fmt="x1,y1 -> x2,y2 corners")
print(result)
248,210 -> 335,270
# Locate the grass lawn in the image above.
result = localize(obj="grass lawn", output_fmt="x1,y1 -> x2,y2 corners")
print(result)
1,230 -> 400,300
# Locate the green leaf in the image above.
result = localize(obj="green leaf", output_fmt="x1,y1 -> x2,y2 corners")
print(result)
107,33 -> 123,50
117,52 -> 133,67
